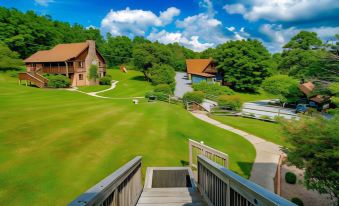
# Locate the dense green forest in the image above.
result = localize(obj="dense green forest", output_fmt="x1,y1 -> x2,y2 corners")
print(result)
0,7 -> 197,71
0,6 -> 338,92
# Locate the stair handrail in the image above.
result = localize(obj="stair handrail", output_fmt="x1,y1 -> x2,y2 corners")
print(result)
197,155 -> 296,206
68,156 -> 143,206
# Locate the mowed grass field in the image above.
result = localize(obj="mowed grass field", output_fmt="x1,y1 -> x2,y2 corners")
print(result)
211,115 -> 288,147
100,69 -> 155,98
0,71 -> 255,205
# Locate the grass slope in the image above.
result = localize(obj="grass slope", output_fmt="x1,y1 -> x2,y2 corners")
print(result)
0,72 -> 255,205
100,69 -> 154,98
77,85 -> 110,93
211,115 -> 288,147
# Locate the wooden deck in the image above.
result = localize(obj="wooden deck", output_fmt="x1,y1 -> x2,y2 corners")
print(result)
137,188 -> 207,206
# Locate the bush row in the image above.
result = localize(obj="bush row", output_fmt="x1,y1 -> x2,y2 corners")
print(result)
192,82 -> 235,96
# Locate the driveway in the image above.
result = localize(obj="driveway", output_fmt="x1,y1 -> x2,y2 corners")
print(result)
174,72 -> 193,98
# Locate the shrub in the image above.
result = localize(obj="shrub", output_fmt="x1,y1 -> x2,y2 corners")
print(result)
148,64 -> 175,85
291,197 -> 304,206
89,64 -> 99,80
262,75 -> 302,102
260,115 -> 272,120
99,76 -> 112,85
47,74 -> 70,88
145,91 -> 167,101
154,84 -> 172,94
285,172 -> 297,184
182,91 -> 204,103
217,95 -> 242,111
192,82 -> 234,96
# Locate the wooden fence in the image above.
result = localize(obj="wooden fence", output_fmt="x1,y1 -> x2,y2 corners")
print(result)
197,155 -> 295,206
68,156 -> 143,206
189,139 -> 228,169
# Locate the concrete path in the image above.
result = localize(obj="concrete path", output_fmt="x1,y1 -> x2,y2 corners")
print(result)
69,81 -> 144,100
174,72 -> 193,98
190,112 -> 284,192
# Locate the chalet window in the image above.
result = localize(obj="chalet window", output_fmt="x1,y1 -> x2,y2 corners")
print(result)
31,63 -> 36,67
98,61 -> 101,67
79,61 -> 84,68
79,74 -> 83,80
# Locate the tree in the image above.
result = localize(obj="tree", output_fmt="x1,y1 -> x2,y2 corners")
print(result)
101,34 -> 133,67
262,75 -> 302,102
89,64 -> 98,80
0,41 -> 23,70
148,64 -> 175,86
283,31 -> 322,50
132,43 -> 173,79
280,115 -> 339,200
214,39 -> 273,92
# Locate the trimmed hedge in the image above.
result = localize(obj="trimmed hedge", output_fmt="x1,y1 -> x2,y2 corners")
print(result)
145,91 -> 167,101
154,84 -> 173,94
182,91 -> 204,103
291,197 -> 304,206
217,95 -> 242,111
285,172 -> 297,184
99,76 -> 112,85
192,82 -> 234,96
47,74 -> 70,88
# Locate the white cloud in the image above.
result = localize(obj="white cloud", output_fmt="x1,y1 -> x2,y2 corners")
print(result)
159,7 -> 181,25
226,26 -> 235,32
176,13 -> 227,46
199,0 -> 215,17
35,0 -> 54,7
101,7 -> 180,36
226,26 -> 250,40
224,0 -> 339,22
223,4 -> 246,15
148,30 -> 213,52
260,24 -> 339,52
86,25 -> 97,30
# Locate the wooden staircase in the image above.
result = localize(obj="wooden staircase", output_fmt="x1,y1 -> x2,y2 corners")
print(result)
18,72 -> 48,88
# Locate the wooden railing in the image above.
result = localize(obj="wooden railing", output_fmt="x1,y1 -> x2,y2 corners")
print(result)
189,139 -> 228,169
197,155 -> 295,206
42,66 -> 74,74
18,72 -> 46,88
68,156 -> 143,206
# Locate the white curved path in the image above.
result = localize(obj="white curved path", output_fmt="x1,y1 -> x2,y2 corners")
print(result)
190,112 -> 284,192
69,81 -> 144,99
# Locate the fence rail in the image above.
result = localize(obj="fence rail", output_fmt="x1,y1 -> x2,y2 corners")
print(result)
189,139 -> 228,169
197,155 -> 295,206
68,156 -> 143,206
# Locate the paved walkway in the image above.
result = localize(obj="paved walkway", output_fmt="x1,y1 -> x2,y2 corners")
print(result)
68,81 -> 144,100
174,72 -> 193,98
190,112 -> 284,192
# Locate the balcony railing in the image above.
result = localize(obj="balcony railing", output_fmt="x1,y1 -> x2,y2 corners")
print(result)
42,66 -> 75,74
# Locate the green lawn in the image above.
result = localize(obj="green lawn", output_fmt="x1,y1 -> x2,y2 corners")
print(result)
0,71 -> 255,205
233,89 -> 277,103
100,69 -> 154,98
210,115 -> 289,147
77,85 -> 111,93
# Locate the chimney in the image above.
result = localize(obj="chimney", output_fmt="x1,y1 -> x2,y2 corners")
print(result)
86,40 -> 96,58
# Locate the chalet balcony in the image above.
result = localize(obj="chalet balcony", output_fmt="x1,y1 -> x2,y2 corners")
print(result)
42,66 -> 75,74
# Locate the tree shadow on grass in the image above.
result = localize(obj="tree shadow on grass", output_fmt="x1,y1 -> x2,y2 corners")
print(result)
237,162 -> 254,178
130,75 -> 147,81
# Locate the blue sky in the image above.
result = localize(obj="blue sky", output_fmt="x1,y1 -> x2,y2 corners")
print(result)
1,0 -> 339,52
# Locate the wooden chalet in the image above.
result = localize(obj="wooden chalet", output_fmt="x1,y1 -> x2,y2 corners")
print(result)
186,59 -> 221,84
19,40 -> 106,87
